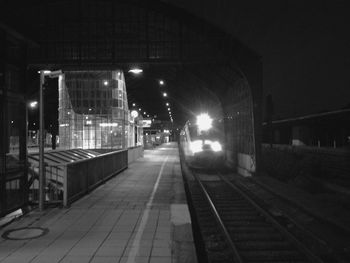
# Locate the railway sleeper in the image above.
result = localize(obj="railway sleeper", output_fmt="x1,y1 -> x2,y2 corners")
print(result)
230,232 -> 285,241
240,249 -> 306,261
235,240 -> 293,250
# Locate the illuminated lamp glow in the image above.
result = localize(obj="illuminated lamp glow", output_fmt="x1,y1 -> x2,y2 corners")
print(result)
166,102 -> 169,106
167,108 -> 170,111
190,140 -> 203,154
86,120 -> 92,125
29,101 -> 38,108
38,70 -> 51,74
103,81 -> 109,86
196,113 -> 212,131
59,123 -> 69,127
139,108 -> 141,111
99,123 -> 119,127
163,92 -> 167,97
159,80 -> 164,85
131,110 -> 139,118
143,111 -> 146,115
132,103 -> 136,107
128,68 -> 143,74
211,141 -> 222,152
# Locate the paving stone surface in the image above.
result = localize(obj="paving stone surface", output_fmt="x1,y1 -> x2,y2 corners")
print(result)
0,143 -> 197,263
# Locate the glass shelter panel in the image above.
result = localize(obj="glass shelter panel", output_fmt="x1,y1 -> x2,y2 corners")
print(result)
58,70 -> 129,150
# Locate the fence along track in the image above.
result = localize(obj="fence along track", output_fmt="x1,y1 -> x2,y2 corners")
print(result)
190,170 -> 324,263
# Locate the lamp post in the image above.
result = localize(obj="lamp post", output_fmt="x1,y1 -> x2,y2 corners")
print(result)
39,70 -> 62,211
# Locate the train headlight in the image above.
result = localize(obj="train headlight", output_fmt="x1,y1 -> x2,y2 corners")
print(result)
196,113 -> 212,131
211,141 -> 222,152
190,140 -> 203,153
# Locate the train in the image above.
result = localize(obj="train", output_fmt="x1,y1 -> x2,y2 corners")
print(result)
180,113 -> 224,169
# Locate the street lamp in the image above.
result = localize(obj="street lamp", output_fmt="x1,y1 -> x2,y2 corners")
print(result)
29,101 -> 38,108
39,69 -> 62,211
163,92 -> 167,97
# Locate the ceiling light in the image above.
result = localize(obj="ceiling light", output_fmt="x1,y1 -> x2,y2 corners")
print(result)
128,68 -> 143,74
163,92 -> 167,97
159,80 -> 164,85
132,103 -> 136,107
166,102 -> 169,106
103,81 -> 108,86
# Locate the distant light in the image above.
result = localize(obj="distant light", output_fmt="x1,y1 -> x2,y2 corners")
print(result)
163,92 -> 167,97
143,112 -> 146,115
103,81 -> 109,86
67,111 -> 71,115
139,108 -> 142,111
89,108 -> 92,111
117,72 -> 121,76
38,70 -> 51,74
197,113 -> 212,131
33,123 -> 36,126
131,110 -> 139,118
59,123 -> 69,127
128,68 -> 143,74
159,80 -> 164,85
11,120 -> 14,124
99,123 -> 118,127
29,101 -> 38,108
166,102 -> 169,106
85,116 -> 88,119
147,114 -> 150,117
167,108 -> 170,111
86,120 -> 92,125
132,103 -> 136,107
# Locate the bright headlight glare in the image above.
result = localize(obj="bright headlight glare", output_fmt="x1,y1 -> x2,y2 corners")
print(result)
190,140 -> 203,153
211,141 -> 222,152
197,113 -> 212,131
204,140 -> 212,145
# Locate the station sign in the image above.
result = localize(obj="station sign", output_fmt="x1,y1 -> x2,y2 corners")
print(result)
141,119 -> 152,127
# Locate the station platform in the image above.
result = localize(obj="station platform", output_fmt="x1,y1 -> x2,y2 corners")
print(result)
0,143 -> 197,263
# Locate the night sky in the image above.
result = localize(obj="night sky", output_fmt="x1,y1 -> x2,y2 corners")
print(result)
164,0 -> 350,119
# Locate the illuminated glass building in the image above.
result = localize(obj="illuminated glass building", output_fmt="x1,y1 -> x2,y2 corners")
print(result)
58,70 -> 138,150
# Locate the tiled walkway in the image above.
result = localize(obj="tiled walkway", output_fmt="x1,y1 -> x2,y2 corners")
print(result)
0,143 -> 197,263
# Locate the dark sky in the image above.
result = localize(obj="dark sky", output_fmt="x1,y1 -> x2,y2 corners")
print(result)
164,0 -> 350,119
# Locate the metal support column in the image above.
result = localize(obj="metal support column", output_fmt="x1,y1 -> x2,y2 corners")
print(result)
39,71 -> 45,211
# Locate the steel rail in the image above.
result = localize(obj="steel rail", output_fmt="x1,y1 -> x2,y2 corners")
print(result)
218,172 -> 324,263
191,171 -> 244,263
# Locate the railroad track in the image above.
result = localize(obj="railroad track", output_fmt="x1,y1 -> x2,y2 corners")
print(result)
187,170 -> 329,263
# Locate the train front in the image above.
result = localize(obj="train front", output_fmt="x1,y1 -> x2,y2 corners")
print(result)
181,113 -> 224,169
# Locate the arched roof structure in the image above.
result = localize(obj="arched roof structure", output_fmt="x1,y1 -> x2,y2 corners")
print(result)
1,0 -> 262,173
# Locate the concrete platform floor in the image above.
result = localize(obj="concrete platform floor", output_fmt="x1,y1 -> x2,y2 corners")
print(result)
0,143 -> 197,263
